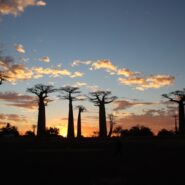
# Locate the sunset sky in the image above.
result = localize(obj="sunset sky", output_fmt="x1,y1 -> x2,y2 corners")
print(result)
0,0 -> 185,136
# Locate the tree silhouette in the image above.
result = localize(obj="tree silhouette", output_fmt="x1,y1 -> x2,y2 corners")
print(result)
162,90 -> 185,134
108,113 -> 117,137
58,86 -> 80,139
120,126 -> 154,137
157,129 -> 175,137
27,84 -> 56,137
46,127 -> 59,137
76,105 -> 86,138
88,91 -> 117,138
0,123 -> 19,137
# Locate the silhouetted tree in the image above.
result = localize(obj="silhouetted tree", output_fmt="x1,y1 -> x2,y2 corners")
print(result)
113,126 -> 122,137
88,91 -> 117,138
157,129 -> 175,137
76,105 -> 86,138
25,130 -> 35,137
58,86 -> 80,139
162,90 -> 185,134
121,125 -> 154,137
27,84 -> 56,137
108,113 -> 117,137
0,123 -> 19,137
46,127 -> 59,137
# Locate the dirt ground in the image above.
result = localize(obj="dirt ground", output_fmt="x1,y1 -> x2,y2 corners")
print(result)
0,137 -> 185,185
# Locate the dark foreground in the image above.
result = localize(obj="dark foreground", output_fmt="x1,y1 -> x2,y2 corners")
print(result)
1,137 -> 185,185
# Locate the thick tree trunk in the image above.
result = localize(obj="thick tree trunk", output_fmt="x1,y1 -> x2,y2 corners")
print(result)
37,99 -> 46,137
99,104 -> 107,138
178,101 -> 185,134
77,110 -> 81,138
67,98 -> 74,138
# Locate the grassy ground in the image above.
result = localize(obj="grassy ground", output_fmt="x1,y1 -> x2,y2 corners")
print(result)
0,137 -> 185,185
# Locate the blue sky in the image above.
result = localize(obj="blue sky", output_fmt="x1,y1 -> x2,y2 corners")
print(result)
0,0 -> 185,136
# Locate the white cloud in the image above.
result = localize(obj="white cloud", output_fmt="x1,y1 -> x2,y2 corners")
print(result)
71,60 -> 92,67
39,56 -> 50,63
70,71 -> 84,78
0,0 -> 46,16
118,75 -> 175,91
15,44 -> 25,53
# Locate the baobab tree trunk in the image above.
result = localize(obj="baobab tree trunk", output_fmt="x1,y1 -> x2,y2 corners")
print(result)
37,99 -> 46,137
77,109 -> 82,138
178,101 -> 185,134
99,104 -> 107,138
67,98 -> 74,138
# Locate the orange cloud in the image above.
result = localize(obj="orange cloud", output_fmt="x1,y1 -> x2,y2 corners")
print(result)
117,109 -> 175,134
117,68 -> 137,77
114,100 -> 157,111
15,44 -> 26,53
0,92 -> 37,109
91,59 -> 117,72
5,64 -> 33,83
0,113 -> 28,125
118,75 -> 175,90
33,67 -> 71,77
70,71 -> 84,78
0,0 -> 46,16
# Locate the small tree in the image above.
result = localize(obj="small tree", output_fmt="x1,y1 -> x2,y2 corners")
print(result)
27,84 -> 56,137
162,90 -> 185,134
76,105 -> 86,138
88,91 -> 117,138
58,86 -> 80,139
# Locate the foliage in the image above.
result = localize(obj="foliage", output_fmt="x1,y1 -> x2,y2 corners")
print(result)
46,127 -> 60,137
25,130 -> 35,137
120,125 -> 154,137
157,129 -> 175,137
0,123 -> 19,137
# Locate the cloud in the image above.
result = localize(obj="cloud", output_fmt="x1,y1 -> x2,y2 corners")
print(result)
118,75 -> 175,90
38,56 -> 50,63
117,68 -> 138,77
74,82 -> 87,87
33,67 -> 71,77
71,60 -> 92,67
117,109 -> 175,134
70,71 -> 84,78
0,92 -> 37,109
114,100 -> 158,111
5,64 -> 34,83
91,59 -> 117,72
0,56 -> 14,69
0,113 -> 28,125
0,0 -> 46,16
15,44 -> 25,53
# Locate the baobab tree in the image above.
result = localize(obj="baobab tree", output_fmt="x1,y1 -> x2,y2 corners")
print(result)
58,86 -> 80,139
27,84 -> 56,137
108,113 -> 117,137
162,89 -> 185,135
76,105 -> 86,138
88,91 -> 117,138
